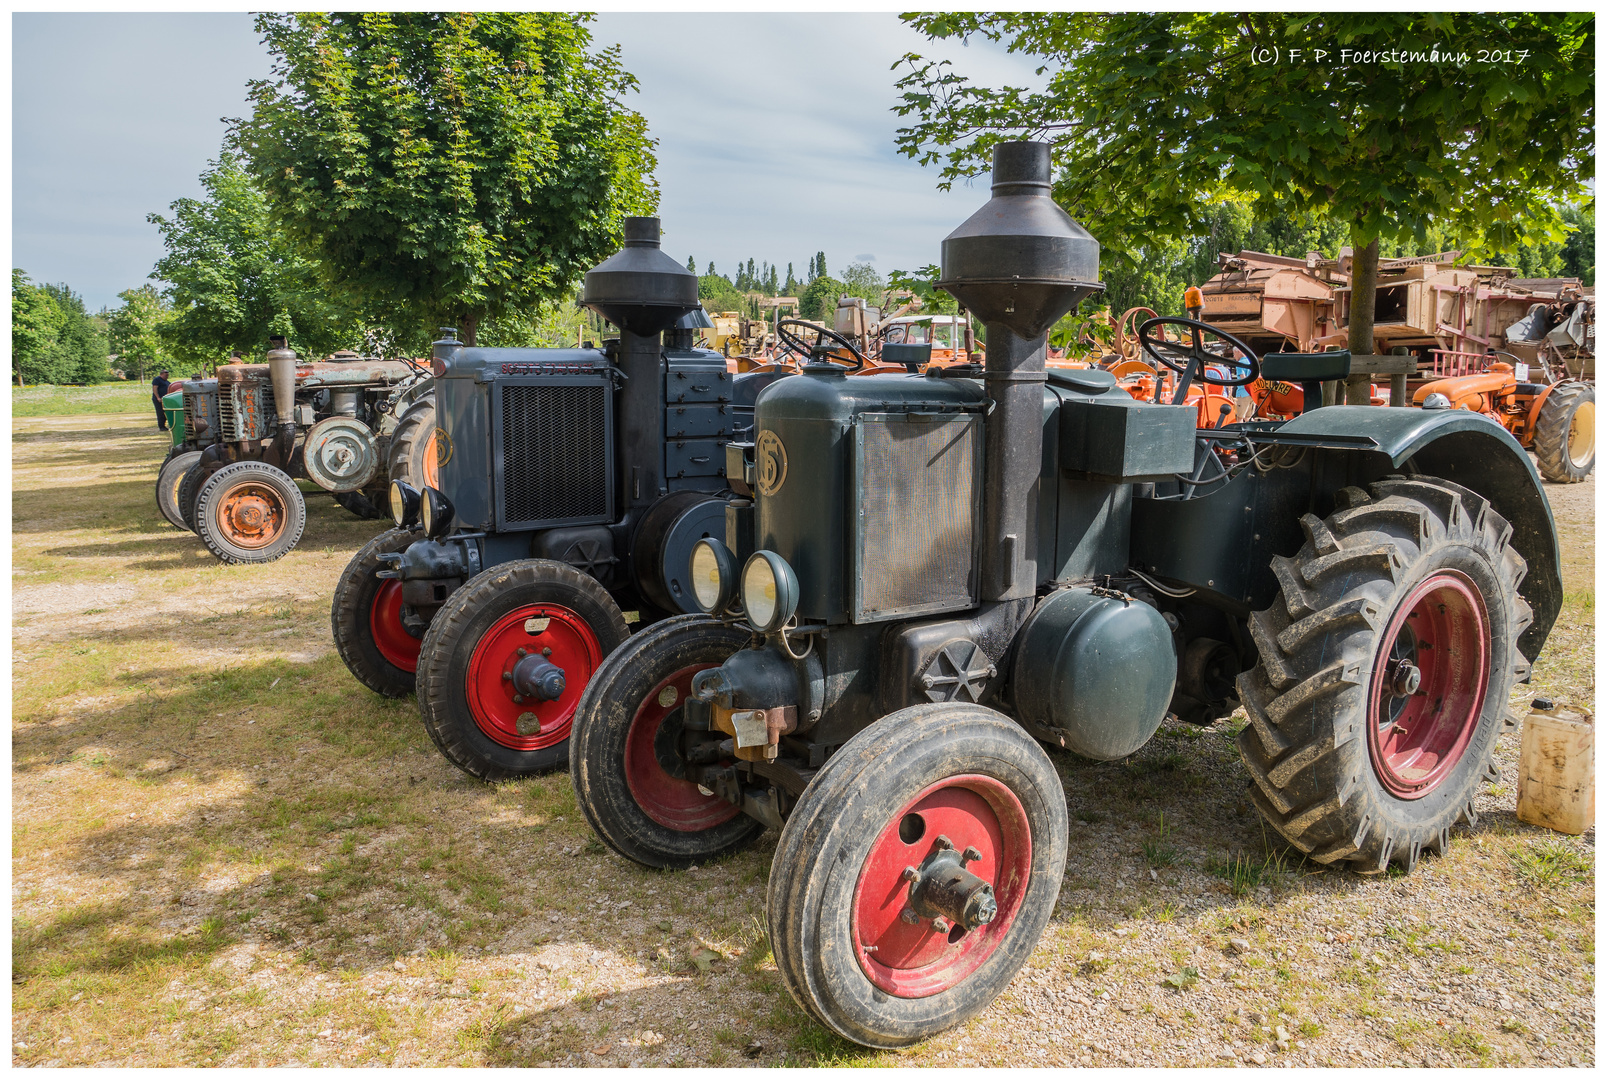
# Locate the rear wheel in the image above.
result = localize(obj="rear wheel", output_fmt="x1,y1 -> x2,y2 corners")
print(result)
416,560 -> 629,780
570,615 -> 763,869
156,450 -> 202,530
332,528 -> 424,698
1533,381 -> 1594,482
768,703 -> 1066,1047
177,460 -> 211,533
388,397 -> 439,489
1236,476 -> 1528,874
193,461 -> 307,564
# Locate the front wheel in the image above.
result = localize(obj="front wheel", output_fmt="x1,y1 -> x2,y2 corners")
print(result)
1533,381 -> 1594,482
156,450 -> 202,530
571,615 -> 764,869
331,528 -> 425,698
768,703 -> 1067,1048
1237,476 -> 1529,873
193,461 -> 307,564
416,560 -> 630,780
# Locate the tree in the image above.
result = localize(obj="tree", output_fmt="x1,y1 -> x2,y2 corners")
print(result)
106,285 -> 174,384
149,153 -> 363,367
686,255 -> 697,274
784,262 -> 797,293
12,271 -> 66,385
799,275 -> 845,321
840,261 -> 885,301
896,13 -> 1594,354
233,12 -> 659,346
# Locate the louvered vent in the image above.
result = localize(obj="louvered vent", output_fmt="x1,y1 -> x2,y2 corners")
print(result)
496,380 -> 613,529
852,412 -> 981,621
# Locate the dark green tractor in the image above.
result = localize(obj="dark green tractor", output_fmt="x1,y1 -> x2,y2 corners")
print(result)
564,143 -> 1561,1047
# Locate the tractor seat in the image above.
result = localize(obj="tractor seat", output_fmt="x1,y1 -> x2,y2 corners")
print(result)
1260,351 -> 1351,414
882,343 -> 932,373
1046,367 -> 1116,395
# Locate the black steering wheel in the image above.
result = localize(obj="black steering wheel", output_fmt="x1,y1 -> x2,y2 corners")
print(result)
1137,317 -> 1260,405
777,318 -> 866,371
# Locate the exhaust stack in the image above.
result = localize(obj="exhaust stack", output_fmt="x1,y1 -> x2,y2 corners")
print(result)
938,142 -> 1103,601
581,217 -> 699,509
265,335 -> 300,447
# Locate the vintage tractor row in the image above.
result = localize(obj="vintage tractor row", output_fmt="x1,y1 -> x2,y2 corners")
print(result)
331,218 -> 790,779
555,144 -> 1561,1047
154,348 -> 435,563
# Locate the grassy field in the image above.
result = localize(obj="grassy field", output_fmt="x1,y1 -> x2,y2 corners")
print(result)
12,382 -> 161,418
11,409 -> 1596,1067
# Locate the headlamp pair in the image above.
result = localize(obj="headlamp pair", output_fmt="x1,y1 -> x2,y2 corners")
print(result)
389,480 -> 454,540
689,539 -> 798,633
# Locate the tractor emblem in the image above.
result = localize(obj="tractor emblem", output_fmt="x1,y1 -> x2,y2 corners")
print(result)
756,430 -> 788,496
433,427 -> 454,469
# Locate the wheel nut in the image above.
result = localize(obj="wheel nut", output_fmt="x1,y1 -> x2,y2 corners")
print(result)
542,647 -> 552,657
962,846 -> 982,864
900,907 -> 920,925
901,866 -> 919,882
935,835 -> 954,850
517,648 -> 528,658
512,695 -> 524,704
932,917 -> 951,933
502,671 -> 513,681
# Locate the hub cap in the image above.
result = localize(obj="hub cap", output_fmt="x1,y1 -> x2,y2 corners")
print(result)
369,579 -> 421,672
851,774 -> 1032,998
1568,400 -> 1594,468
215,481 -> 287,549
465,605 -> 600,751
1366,571 -> 1490,798
623,665 -> 742,832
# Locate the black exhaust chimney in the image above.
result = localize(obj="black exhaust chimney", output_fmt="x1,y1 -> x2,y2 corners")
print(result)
581,217 -> 699,509
937,142 -> 1103,601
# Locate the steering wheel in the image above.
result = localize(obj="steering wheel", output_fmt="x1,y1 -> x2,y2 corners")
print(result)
777,319 -> 866,371
1137,317 -> 1260,406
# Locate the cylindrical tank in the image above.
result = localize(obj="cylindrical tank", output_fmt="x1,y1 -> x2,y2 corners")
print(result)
1012,586 -> 1176,760
265,336 -> 298,428
328,389 -> 361,417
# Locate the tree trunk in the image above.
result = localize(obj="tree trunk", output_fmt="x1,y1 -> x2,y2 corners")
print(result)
461,312 -> 479,347
1345,235 -> 1381,405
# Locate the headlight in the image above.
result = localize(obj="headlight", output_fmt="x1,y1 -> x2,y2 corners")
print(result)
421,486 -> 455,539
689,538 -> 737,613
390,480 -> 421,528
741,550 -> 799,633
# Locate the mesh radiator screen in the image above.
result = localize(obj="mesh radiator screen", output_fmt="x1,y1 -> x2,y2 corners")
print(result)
498,382 -> 611,527
854,413 -> 981,620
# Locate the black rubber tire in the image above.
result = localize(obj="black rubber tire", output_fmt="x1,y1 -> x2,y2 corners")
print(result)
193,461 -> 308,565
177,460 -> 211,533
388,396 -> 438,488
333,489 -> 387,520
332,527 -> 424,699
1236,476 -> 1529,874
1532,381 -> 1594,483
570,614 -> 765,869
768,703 -> 1068,1048
156,450 -> 203,530
416,559 -> 631,780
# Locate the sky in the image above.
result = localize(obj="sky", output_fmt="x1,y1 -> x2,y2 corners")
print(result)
11,11 -> 1047,313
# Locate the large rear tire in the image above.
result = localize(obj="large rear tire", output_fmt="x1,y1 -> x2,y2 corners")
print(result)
570,615 -> 764,869
1236,476 -> 1529,874
332,527 -> 424,698
768,703 -> 1067,1048
1533,381 -> 1594,482
388,396 -> 439,489
156,450 -> 203,530
193,461 -> 307,564
416,559 -> 630,780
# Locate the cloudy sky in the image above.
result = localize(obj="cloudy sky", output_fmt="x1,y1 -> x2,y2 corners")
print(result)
12,11 -> 1046,313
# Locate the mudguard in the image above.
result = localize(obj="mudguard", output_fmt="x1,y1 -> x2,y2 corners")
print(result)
1264,405 -> 1562,660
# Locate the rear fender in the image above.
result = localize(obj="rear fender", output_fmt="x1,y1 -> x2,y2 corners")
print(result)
1271,406 -> 1562,659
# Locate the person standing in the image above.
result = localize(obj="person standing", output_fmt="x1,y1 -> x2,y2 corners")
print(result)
151,369 -> 172,430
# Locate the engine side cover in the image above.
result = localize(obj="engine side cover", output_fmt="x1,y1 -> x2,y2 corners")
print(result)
1013,587 -> 1175,760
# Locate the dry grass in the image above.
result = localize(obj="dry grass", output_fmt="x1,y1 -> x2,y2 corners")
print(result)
11,412 -> 1596,1067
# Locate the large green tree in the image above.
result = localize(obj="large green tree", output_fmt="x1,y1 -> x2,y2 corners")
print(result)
106,285 -> 174,383
233,11 -> 658,345
895,13 -> 1594,353
11,272 -> 110,386
149,153 -> 364,367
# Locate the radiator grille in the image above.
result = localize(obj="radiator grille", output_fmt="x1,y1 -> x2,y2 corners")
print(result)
183,388 -> 219,444
497,381 -> 611,527
853,413 -> 981,620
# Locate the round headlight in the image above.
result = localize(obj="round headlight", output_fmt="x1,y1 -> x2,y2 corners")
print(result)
741,550 -> 799,633
390,480 -> 421,528
421,486 -> 455,539
690,537 -> 737,613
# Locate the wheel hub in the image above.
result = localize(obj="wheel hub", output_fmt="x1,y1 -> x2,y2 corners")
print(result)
1388,658 -> 1422,698
510,651 -> 566,702
903,835 -> 998,932
217,483 -> 285,548
465,605 -> 600,751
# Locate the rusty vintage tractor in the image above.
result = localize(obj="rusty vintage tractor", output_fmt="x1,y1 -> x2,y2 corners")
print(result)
564,143 -> 1561,1047
1411,357 -> 1595,483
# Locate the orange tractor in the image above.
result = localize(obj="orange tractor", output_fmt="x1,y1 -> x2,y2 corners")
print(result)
1412,355 -> 1595,483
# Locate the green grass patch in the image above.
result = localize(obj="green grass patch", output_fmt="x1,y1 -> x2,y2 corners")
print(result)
12,382 -> 156,416
1509,839 -> 1593,888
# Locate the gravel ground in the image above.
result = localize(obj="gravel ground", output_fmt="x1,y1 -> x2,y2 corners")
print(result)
11,412 -> 1596,1067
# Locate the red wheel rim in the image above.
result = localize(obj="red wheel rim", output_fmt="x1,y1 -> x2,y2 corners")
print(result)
1366,571 -> 1490,799
623,665 -> 742,832
369,579 -> 421,673
465,605 -> 601,752
851,774 -> 1032,998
